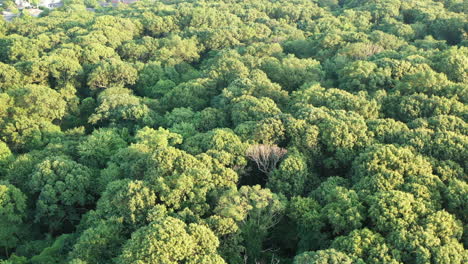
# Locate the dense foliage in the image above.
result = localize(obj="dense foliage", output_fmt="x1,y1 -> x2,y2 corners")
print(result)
0,0 -> 467,263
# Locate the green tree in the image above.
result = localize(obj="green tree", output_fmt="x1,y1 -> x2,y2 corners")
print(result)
295,106 -> 373,172
367,190 -> 427,234
351,145 -> 434,193
215,185 -> 286,263
387,210 -> 465,263
0,35 -> 40,63
321,186 -> 366,235
261,55 -> 323,91
294,249 -> 357,264
90,16 -> 142,48
81,43 -> 118,65
395,68 -> 459,98
331,228 -> 401,264
77,128 -> 127,168
182,128 -> 248,170
383,93 -> 465,123
154,35 -> 201,65
291,84 -> 380,119
70,218 -> 125,264
6,85 -> 67,122
90,179 -> 156,229
0,63 -> 22,92
44,48 -> 82,88
116,216 -> 225,264
88,87 -> 155,128
0,85 -> 66,151
288,196 -> 326,252
444,179 -> 467,222
87,59 -> 138,90
267,149 -> 311,197
432,46 -> 468,83
222,69 -> 288,106
29,156 -> 93,231
0,140 -> 13,175
0,181 -> 27,256
193,108 -> 228,132
143,140 -> 238,214
338,60 -> 393,92
29,234 -> 74,264
160,78 -> 215,111
366,118 -> 409,144
204,50 -> 249,89
230,95 -> 281,126
141,12 -> 179,37
234,117 -> 285,145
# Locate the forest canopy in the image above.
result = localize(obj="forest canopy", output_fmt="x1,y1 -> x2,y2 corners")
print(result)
0,0 -> 467,263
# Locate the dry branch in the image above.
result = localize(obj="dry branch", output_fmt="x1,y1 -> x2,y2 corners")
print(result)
246,144 -> 287,174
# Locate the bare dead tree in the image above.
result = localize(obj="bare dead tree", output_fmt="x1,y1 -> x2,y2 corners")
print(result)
246,144 -> 287,175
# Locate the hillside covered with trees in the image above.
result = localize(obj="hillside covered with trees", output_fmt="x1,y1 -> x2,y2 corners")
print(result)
0,0 -> 467,263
